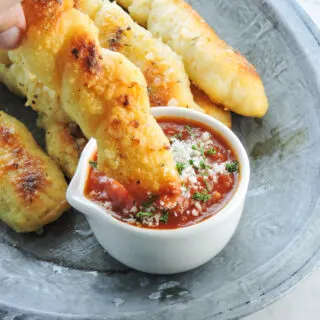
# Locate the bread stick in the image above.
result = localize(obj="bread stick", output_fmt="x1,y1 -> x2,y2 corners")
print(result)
0,111 -> 69,232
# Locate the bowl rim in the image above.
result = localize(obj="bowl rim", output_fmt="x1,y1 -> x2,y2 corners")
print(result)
67,107 -> 250,237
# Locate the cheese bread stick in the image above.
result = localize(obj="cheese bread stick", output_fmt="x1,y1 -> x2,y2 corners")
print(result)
117,0 -> 268,117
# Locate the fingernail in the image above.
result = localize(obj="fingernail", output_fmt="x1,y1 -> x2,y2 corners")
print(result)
0,27 -> 22,50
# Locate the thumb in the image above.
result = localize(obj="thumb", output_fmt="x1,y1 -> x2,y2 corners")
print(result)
0,3 -> 26,50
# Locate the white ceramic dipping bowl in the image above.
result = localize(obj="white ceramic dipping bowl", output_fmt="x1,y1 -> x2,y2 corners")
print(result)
67,107 -> 250,274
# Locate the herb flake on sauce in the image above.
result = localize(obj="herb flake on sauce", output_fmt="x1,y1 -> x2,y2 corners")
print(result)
192,192 -> 211,202
89,160 -> 98,169
137,211 -> 153,218
225,160 -> 239,173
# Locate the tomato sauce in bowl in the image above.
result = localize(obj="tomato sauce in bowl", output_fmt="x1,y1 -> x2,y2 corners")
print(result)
85,118 -> 239,230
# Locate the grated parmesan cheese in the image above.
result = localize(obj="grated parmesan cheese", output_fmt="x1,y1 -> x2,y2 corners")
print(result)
130,206 -> 137,213
209,163 -> 228,175
168,98 -> 179,106
192,209 -> 199,217
202,132 -> 211,141
145,52 -> 154,60
153,77 -> 161,86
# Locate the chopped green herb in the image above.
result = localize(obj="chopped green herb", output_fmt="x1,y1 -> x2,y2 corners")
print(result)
89,160 -> 98,169
176,162 -> 186,175
200,146 -> 206,158
173,133 -> 183,140
206,148 -> 217,155
200,171 -> 209,177
137,211 -> 153,218
225,160 -> 239,173
200,160 -> 211,170
192,144 -> 205,158
185,125 -> 195,137
189,159 -> 199,169
192,192 -> 211,202
160,211 -> 169,223
142,195 -> 158,208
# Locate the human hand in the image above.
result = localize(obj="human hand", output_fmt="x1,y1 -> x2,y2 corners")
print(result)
0,0 -> 26,50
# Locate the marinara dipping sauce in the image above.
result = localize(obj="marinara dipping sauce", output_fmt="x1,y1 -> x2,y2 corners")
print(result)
85,118 -> 239,230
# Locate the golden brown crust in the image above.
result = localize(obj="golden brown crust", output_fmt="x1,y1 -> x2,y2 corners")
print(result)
143,63 -> 174,106
190,84 -> 232,128
18,0 -> 180,198
45,121 -> 87,178
24,0 -> 73,27
0,111 -> 69,232
0,125 -> 48,203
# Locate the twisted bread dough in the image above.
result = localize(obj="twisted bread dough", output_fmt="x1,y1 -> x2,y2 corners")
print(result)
117,0 -> 268,117
16,0 -> 180,198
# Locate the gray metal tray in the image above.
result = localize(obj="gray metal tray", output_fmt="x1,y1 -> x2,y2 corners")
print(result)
0,0 -> 320,319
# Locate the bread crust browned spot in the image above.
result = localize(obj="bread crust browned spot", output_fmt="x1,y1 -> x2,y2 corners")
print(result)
0,125 -> 48,203
108,27 -> 125,51
0,111 -> 69,232
70,36 -> 103,74
143,64 -> 171,106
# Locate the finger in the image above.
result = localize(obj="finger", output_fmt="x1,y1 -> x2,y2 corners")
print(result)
0,3 -> 26,33
0,27 -> 23,50
0,3 -> 26,50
